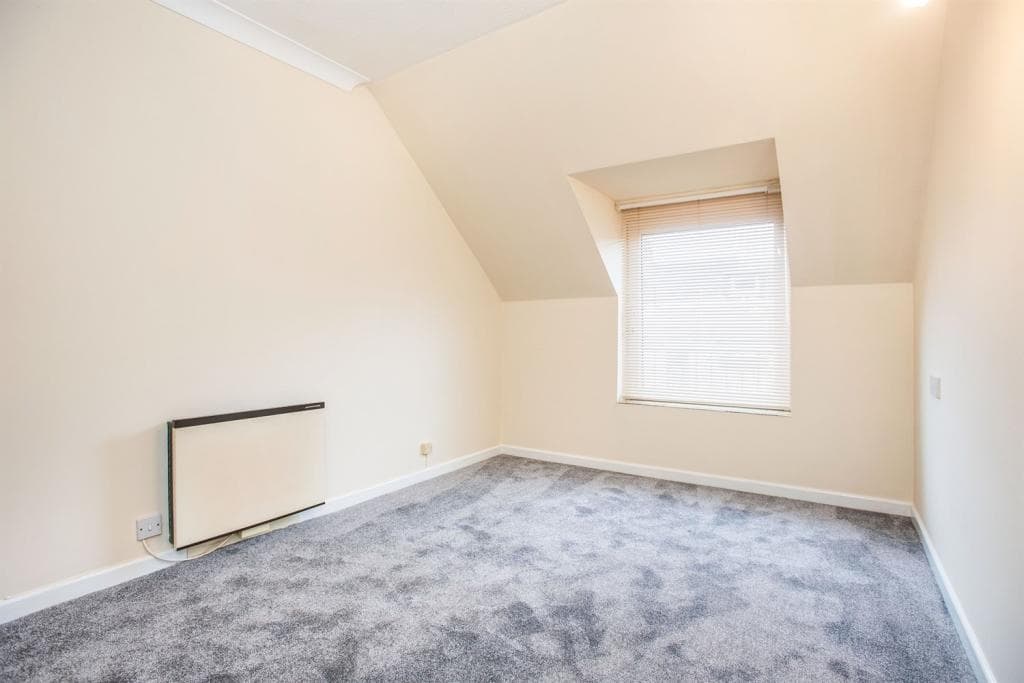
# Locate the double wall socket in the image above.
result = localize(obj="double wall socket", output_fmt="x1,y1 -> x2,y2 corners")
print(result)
136,513 -> 162,541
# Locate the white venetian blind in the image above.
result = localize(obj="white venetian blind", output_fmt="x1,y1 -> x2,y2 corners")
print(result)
621,190 -> 791,412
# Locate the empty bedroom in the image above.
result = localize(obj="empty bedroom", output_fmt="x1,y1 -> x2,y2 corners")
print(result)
0,0 -> 1020,681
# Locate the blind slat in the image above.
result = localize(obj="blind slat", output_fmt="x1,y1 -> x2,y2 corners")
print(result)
622,191 -> 791,412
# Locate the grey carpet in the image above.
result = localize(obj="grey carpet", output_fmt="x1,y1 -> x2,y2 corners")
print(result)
0,455 -> 973,682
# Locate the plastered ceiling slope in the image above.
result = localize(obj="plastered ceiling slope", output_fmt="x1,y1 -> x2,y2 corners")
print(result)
372,0 -> 949,300
573,139 -> 780,203
217,0 -> 565,80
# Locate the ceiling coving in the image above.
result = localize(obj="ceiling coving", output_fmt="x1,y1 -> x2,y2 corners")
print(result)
154,0 -> 565,88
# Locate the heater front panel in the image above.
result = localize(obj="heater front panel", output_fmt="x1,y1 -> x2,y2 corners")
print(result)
169,403 -> 326,549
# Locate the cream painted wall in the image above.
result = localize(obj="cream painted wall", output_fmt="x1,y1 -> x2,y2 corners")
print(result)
914,1 -> 1023,680
502,285 -> 914,501
0,0 -> 500,598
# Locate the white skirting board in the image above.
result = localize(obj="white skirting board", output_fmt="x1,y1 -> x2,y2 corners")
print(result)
290,446 -> 501,523
0,445 -> 501,625
0,554 -> 172,628
911,508 -> 995,683
502,445 -> 913,516
0,444 -> 910,624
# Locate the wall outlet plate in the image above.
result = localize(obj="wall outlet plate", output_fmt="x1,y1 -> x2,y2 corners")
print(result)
136,514 -> 162,541
419,441 -> 433,457
929,375 -> 942,399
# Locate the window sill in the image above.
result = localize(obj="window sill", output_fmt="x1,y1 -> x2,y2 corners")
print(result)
618,398 -> 791,417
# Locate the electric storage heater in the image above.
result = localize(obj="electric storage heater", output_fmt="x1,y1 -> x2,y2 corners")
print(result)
167,402 -> 326,549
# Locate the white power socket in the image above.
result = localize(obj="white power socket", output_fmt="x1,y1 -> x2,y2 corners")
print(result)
136,514 -> 162,541
419,441 -> 433,458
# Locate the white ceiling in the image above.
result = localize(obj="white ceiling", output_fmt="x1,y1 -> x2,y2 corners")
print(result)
215,0 -> 565,80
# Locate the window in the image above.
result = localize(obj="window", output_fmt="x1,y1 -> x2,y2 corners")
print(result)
620,189 -> 790,413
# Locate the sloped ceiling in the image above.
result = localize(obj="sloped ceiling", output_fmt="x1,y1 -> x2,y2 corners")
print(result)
372,0 -> 948,300
573,139 -> 780,204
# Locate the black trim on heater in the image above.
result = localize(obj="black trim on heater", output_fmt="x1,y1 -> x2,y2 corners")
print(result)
166,422 -> 175,545
169,402 -> 325,429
